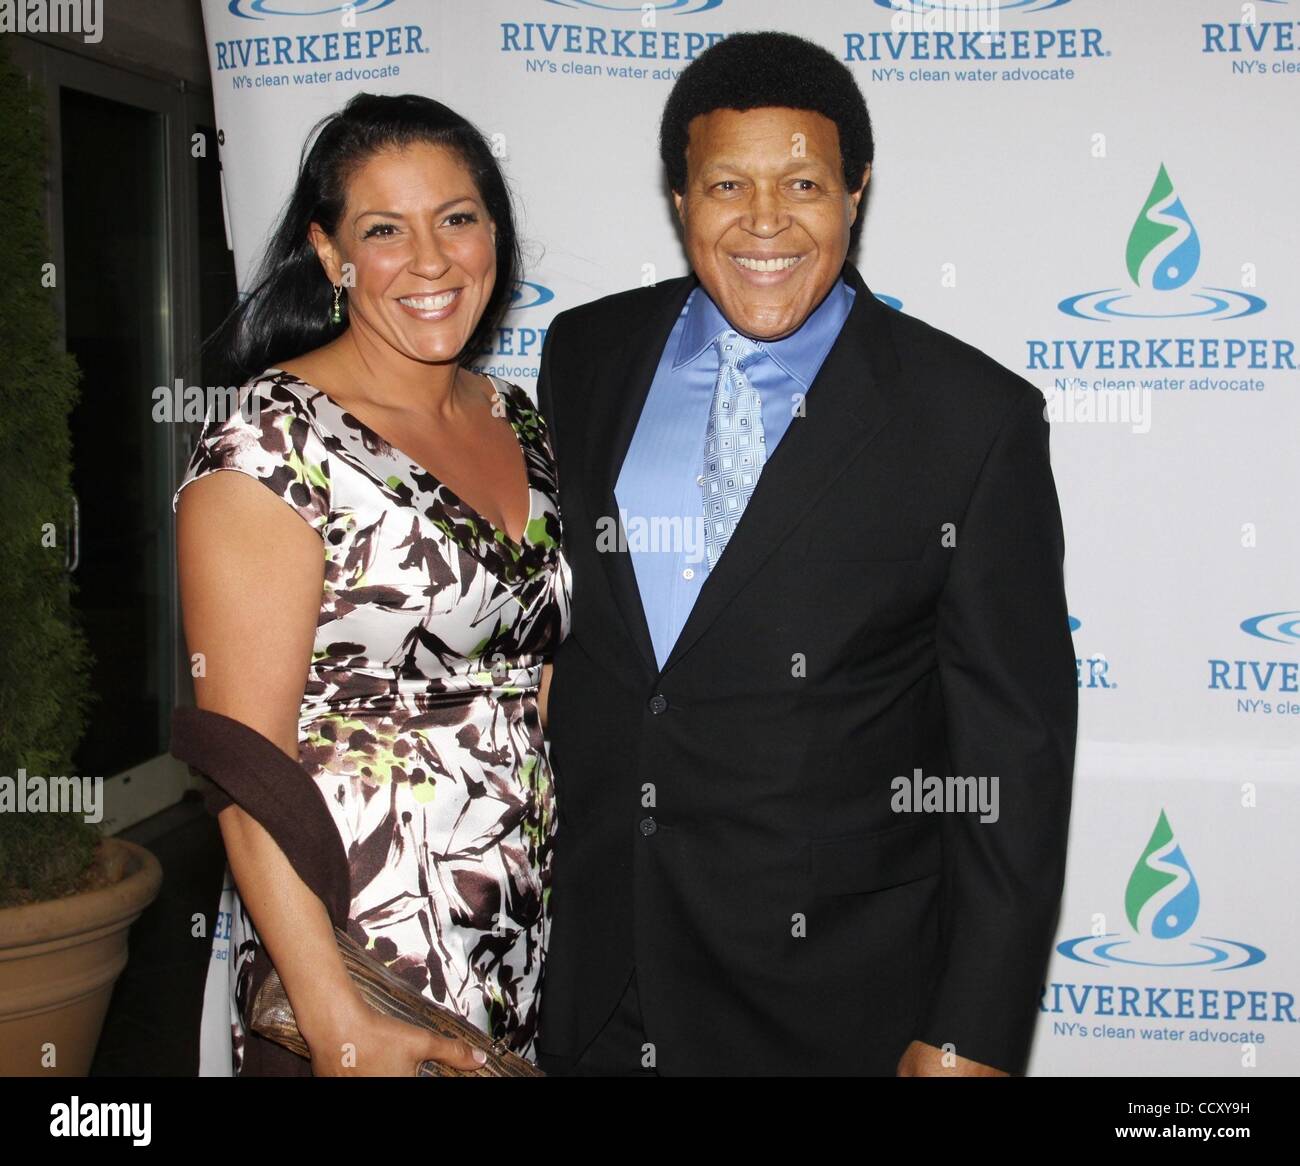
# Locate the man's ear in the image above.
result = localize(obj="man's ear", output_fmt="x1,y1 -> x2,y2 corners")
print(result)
847,164 -> 871,223
672,189 -> 685,223
307,221 -> 342,284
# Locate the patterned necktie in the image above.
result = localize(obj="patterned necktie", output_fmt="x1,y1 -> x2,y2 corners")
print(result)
700,329 -> 767,572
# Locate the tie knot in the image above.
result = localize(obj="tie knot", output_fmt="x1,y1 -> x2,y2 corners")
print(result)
713,329 -> 763,372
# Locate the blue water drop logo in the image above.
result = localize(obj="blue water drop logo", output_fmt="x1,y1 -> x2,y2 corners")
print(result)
1124,809 -> 1200,941
1125,164 -> 1201,293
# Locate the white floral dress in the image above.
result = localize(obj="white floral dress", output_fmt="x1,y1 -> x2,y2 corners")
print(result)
174,368 -> 571,1072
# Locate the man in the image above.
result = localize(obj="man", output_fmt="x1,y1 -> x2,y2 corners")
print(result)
535,31 -> 1076,1077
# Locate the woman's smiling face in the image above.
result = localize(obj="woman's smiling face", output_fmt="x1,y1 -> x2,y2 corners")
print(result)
311,141 -> 498,365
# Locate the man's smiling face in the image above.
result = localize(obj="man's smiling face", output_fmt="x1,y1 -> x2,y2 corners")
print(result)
673,106 -> 868,342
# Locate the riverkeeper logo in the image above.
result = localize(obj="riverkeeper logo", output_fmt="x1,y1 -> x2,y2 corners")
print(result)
1208,612 -> 1300,716
1059,164 -> 1265,323
1042,813 -> 1291,1050
876,0 -> 1074,12
1057,810 -> 1265,970
543,0 -> 724,11
476,280 -> 555,368
847,0 -> 1104,81
228,0 -> 395,17
1202,0 -> 1300,78
211,0 -> 426,89
510,280 -> 555,310
1026,163 -> 1296,386
1241,611 -> 1300,645
501,0 -> 727,74
1069,616 -> 1116,691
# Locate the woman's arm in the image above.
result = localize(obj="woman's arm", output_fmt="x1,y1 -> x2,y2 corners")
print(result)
178,469 -> 484,1075
539,662 -> 553,732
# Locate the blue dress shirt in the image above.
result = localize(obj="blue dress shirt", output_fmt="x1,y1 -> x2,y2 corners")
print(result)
615,277 -> 856,670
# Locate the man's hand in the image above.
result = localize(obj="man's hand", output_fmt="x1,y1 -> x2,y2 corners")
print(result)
896,1040 -> 1009,1077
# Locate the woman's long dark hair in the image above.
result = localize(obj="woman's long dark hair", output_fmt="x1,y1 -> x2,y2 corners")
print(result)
207,93 -> 521,387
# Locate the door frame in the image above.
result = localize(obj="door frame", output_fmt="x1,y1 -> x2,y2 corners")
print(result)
9,35 -> 216,833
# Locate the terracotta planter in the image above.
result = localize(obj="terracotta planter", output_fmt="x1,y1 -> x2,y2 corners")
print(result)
0,838 -> 162,1075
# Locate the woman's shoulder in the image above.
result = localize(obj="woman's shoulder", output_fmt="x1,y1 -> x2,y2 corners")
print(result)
486,373 -> 554,456
173,366 -> 333,529
483,372 -> 545,426
223,365 -> 351,455
239,366 -> 330,424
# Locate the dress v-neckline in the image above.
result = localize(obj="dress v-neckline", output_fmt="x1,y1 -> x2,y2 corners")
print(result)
270,367 -> 536,553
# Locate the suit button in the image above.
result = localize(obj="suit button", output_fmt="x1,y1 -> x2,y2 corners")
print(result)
639,817 -> 658,836
648,694 -> 668,714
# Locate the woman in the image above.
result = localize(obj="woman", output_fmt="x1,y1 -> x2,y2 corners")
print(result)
172,93 -> 570,1075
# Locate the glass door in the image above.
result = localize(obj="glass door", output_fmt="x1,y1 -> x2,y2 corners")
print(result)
60,85 -> 171,781
9,38 -> 237,829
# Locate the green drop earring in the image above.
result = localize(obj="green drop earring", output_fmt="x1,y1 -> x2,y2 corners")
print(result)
330,283 -> 344,325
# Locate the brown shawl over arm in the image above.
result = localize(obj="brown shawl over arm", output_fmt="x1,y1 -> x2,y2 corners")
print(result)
170,706 -> 352,1076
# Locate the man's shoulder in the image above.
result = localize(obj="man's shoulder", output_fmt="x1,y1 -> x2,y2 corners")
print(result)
880,302 -> 1042,418
546,274 -> 695,339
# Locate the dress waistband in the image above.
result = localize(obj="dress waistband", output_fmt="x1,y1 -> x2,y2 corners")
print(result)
299,663 -> 543,722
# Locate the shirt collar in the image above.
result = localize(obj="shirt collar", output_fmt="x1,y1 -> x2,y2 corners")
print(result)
673,276 -> 856,388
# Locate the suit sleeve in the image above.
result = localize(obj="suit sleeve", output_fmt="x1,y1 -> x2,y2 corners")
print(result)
536,310 -> 565,451
917,386 -> 1078,1075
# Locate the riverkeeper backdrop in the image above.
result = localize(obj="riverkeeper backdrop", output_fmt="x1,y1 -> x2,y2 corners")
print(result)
196,0 -> 1300,1077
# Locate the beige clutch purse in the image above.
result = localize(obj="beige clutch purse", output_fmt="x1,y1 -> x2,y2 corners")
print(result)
248,927 -> 544,1077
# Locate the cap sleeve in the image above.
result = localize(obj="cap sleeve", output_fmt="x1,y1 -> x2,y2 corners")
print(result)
172,374 -> 331,533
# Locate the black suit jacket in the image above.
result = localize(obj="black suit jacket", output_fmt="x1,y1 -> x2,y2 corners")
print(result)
535,260 -> 1077,1075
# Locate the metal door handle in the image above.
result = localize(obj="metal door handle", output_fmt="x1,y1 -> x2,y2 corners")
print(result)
66,490 -> 80,573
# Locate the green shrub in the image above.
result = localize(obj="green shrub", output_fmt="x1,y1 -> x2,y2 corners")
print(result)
0,811 -> 101,908
0,39 -> 97,907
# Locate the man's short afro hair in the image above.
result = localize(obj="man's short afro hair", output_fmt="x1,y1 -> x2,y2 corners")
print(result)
659,30 -> 874,197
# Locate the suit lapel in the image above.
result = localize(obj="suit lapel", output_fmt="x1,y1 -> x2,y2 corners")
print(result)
580,261 -> 904,681
582,273 -> 699,677
660,263 -> 903,674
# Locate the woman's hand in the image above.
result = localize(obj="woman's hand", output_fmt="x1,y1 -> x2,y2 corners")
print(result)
305,1001 -> 488,1077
